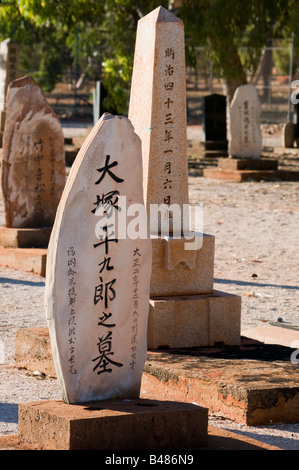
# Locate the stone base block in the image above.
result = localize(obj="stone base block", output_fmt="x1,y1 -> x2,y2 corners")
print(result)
147,290 -> 241,349
0,226 -> 51,248
218,157 -> 278,171
15,328 -> 56,377
17,399 -> 208,450
242,325 -> 299,349
0,246 -> 47,276
151,233 -> 214,296
203,167 -> 299,182
143,338 -> 299,425
0,425 -> 282,450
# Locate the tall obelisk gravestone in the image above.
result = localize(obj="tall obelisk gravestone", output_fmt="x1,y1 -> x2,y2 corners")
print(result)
129,6 -> 241,348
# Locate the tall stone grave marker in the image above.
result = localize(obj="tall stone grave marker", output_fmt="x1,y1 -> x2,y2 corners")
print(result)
45,114 -> 152,404
129,6 -> 188,234
202,93 -> 227,141
129,6 -> 241,349
203,83 -> 288,180
1,76 -> 65,229
228,83 -> 262,159
0,39 -> 19,144
202,93 -> 228,157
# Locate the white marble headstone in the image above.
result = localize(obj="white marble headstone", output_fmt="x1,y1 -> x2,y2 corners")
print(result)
228,84 -> 262,159
45,113 -> 152,404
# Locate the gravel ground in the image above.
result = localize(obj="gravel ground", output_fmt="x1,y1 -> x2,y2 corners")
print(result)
0,126 -> 299,450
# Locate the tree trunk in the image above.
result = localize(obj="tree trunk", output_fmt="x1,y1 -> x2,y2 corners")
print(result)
220,42 -> 248,105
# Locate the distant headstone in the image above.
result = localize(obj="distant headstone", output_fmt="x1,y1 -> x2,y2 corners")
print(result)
228,84 -> 262,159
1,76 -> 65,228
282,122 -> 295,148
45,113 -> 152,404
202,93 -> 227,141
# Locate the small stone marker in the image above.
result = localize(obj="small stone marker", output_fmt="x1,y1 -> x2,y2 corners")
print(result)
1,76 -> 65,228
282,121 -> 295,148
45,113 -> 152,404
228,83 -> 262,159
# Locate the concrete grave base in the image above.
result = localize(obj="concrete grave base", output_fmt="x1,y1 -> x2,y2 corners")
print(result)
16,399 -> 208,450
203,157 -> 299,182
15,329 -> 299,426
143,339 -> 299,426
0,246 -> 47,276
0,226 -> 51,248
147,290 -> 241,349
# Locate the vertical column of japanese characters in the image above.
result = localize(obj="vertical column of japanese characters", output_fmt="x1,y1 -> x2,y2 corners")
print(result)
130,248 -> 142,370
92,155 -> 124,376
33,137 -> 45,215
49,136 -> 56,196
162,46 -> 175,224
67,247 -> 78,375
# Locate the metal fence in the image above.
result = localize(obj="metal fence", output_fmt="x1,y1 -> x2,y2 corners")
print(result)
186,38 -> 297,126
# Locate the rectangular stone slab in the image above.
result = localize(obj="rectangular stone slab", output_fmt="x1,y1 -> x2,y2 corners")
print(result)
18,399 -> 208,450
0,246 -> 47,276
143,340 -> 299,425
0,226 -> 51,248
147,290 -> 241,349
218,157 -> 278,171
203,168 -> 299,182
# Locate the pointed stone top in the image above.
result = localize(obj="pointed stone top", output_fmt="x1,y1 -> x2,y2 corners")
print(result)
140,6 -> 183,24
8,75 -> 37,90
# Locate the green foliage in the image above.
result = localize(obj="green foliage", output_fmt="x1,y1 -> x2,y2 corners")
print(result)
179,0 -> 299,98
1,0 -> 298,109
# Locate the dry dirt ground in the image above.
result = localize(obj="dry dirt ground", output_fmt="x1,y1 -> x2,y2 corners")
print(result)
0,124 -> 299,450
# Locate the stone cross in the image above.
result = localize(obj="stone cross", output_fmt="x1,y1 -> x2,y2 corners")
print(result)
1,76 -> 65,228
129,6 -> 189,235
45,113 -> 152,404
228,83 -> 262,159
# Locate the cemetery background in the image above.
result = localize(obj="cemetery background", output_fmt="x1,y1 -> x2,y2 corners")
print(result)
0,15 -> 299,449
0,87 -> 299,448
